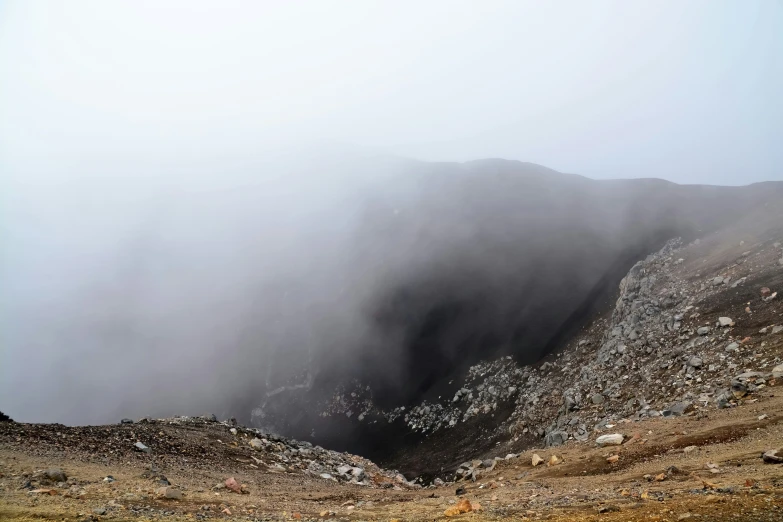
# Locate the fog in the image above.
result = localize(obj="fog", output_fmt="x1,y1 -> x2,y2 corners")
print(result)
1,1 -> 782,426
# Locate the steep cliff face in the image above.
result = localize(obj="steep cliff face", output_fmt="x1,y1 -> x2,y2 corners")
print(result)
246,159 -> 783,473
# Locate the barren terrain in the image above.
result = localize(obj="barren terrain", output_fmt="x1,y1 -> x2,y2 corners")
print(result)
2,392 -> 783,521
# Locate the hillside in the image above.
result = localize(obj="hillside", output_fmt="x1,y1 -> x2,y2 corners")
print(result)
2,161 -> 783,520
247,159 -> 783,471
2,234 -> 783,519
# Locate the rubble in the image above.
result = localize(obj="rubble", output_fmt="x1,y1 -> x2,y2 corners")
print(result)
307,236 -> 783,478
0,415 -> 414,489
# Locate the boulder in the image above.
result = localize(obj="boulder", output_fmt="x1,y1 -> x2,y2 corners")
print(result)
731,382 -> 748,398
155,487 -> 183,500
666,401 -> 694,416
596,434 -> 624,446
545,430 -> 569,447
35,468 -> 67,484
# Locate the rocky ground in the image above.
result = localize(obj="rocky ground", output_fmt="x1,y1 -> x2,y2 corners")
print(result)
319,229 -> 783,481
2,393 -> 783,521
2,221 -> 783,520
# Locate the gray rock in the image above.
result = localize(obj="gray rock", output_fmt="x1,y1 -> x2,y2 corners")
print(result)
773,325 -> 783,334
712,277 -> 724,286
591,393 -> 605,405
688,356 -> 703,368
762,449 -> 783,463
735,371 -> 765,381
134,441 -> 150,453
545,430 -> 569,447
725,342 -> 739,352
40,468 -> 67,483
731,277 -> 747,288
667,401 -> 693,416
93,507 -> 107,516
249,438 -> 264,450
731,382 -> 748,398
120,418 -> 134,424
697,326 -> 711,336
718,317 -> 734,327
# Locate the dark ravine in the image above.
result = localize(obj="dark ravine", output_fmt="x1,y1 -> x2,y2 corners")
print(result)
244,159 -> 783,476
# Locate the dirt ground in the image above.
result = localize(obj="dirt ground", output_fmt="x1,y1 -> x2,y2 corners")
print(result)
2,388 -> 783,522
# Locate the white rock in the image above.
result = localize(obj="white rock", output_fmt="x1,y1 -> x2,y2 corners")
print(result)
596,434 -> 624,446
718,317 -> 734,327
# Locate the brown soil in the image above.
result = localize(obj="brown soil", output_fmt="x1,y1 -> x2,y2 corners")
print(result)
2,391 -> 783,521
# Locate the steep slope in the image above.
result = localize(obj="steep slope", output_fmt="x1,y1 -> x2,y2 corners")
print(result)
250,159 -> 783,469
2,165 -> 783,521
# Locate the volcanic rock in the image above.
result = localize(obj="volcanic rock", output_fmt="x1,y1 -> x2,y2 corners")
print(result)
155,486 -> 183,500
596,434 -> 624,446
762,449 -> 783,464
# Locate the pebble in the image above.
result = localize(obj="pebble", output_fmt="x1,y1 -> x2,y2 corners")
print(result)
717,317 -> 734,327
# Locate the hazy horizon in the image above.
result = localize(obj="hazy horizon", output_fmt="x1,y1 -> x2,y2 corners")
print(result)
1,0 -> 782,186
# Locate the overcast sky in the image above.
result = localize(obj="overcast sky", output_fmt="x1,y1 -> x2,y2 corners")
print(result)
1,0 -> 781,185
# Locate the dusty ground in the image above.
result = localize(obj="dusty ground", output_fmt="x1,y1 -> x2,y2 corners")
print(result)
2,389 -> 783,522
